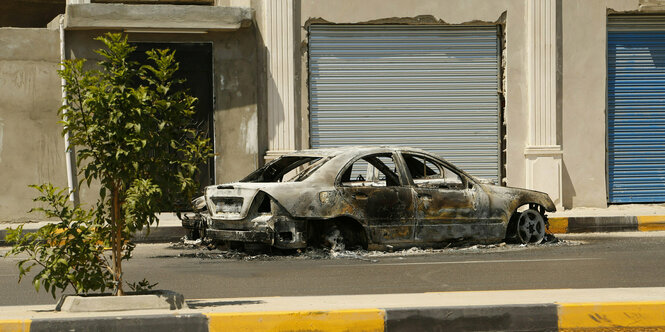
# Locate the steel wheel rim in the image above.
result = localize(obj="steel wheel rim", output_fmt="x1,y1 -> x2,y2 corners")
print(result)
517,209 -> 545,244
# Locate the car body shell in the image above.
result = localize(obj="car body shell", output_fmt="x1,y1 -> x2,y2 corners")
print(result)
181,146 -> 556,250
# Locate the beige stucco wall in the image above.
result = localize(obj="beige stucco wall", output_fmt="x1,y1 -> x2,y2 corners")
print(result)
561,0 -> 640,208
65,28 -> 259,189
0,28 -> 66,223
296,0 -> 529,188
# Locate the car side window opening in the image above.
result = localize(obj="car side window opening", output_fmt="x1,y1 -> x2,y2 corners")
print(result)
402,153 -> 464,189
340,154 -> 400,187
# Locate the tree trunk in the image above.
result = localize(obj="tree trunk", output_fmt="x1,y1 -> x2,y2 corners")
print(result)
111,184 -> 124,296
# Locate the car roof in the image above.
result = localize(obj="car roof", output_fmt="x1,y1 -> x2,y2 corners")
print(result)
276,146 -> 463,185
281,146 -> 432,157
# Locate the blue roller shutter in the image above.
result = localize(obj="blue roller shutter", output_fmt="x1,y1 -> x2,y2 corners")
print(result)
308,25 -> 501,182
608,16 -> 665,203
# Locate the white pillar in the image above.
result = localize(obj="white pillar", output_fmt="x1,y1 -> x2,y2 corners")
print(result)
264,0 -> 296,161
525,0 -> 563,208
59,15 -> 80,206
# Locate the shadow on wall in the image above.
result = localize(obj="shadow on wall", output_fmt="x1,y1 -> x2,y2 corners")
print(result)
254,22 -> 298,164
562,159 -> 576,209
265,47 -> 293,153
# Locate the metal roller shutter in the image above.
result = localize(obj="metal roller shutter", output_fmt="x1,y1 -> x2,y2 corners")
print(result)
308,25 -> 500,181
608,16 -> 665,203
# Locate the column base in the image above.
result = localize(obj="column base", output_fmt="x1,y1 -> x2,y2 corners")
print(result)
525,146 -> 563,210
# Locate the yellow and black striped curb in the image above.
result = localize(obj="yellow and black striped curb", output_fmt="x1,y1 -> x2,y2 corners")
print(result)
3,214 -> 665,245
2,301 -> 665,331
548,215 -> 665,233
0,215 -> 665,245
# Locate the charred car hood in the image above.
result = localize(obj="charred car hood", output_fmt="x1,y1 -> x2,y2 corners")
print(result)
480,183 -> 557,212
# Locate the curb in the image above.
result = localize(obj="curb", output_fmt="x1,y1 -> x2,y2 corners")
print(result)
2,214 -> 665,246
0,314 -> 207,332
548,215 -> 665,233
383,304 -> 558,331
1,302 -> 664,331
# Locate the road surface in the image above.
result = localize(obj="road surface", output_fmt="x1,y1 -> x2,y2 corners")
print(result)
1,232 -> 664,306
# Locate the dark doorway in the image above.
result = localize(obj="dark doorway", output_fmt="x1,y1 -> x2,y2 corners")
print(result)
130,42 -> 215,191
0,0 -> 65,28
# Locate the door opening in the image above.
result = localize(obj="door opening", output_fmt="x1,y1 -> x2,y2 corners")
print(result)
130,42 -> 215,191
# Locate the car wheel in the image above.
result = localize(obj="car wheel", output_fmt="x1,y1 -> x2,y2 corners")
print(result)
321,221 -> 367,251
516,209 -> 546,244
323,224 -> 346,251
186,228 -> 200,241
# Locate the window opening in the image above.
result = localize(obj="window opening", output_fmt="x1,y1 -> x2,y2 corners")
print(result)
403,154 -> 463,189
340,154 -> 400,187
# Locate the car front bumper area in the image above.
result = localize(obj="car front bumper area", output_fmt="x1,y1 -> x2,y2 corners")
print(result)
206,215 -> 307,249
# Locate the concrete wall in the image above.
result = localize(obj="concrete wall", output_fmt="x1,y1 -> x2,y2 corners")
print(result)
560,0 -> 640,208
0,28 -> 66,223
65,28 -> 259,188
296,0 -> 528,188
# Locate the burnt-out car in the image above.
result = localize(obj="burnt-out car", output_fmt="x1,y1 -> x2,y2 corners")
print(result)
181,146 -> 556,250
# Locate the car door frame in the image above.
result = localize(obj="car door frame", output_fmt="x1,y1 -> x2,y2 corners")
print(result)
334,151 -> 417,245
397,151 -> 490,243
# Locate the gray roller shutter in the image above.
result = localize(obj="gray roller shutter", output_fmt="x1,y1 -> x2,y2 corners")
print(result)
308,25 -> 500,181
608,16 -> 665,203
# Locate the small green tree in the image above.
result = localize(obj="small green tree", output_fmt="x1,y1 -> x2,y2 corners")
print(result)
5,33 -> 212,296
5,184 -> 112,297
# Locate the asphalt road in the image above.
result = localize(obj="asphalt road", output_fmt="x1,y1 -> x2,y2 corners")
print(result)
1,232 -> 665,306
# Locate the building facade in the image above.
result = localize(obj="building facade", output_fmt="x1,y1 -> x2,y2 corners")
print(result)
2,0 -> 665,222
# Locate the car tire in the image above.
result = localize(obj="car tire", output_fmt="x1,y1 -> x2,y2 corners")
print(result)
322,222 -> 365,251
515,208 -> 546,244
186,228 -> 200,241
323,224 -> 346,251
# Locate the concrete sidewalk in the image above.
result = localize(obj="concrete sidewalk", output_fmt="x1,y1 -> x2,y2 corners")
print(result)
0,213 -> 185,245
1,287 -> 665,331
3,205 -> 665,245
